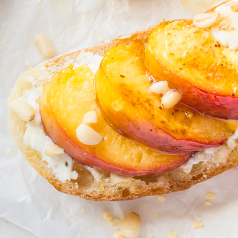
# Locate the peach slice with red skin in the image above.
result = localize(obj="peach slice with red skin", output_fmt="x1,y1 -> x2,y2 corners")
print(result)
145,19 -> 238,119
95,43 -> 236,154
40,65 -> 191,176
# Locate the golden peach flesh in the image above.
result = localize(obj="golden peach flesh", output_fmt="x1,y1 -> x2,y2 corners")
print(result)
40,64 -> 190,176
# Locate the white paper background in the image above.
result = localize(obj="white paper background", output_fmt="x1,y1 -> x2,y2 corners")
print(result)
2,0 -> 238,237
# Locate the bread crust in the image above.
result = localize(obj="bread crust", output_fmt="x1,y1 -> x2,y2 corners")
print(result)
8,24 -> 238,201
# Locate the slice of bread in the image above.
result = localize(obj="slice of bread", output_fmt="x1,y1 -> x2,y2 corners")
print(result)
8,1 -> 238,201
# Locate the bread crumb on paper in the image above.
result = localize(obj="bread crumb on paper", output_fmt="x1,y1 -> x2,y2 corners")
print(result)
168,231 -> 178,238
1,23 -> 4,27
104,211 -> 112,221
149,233 -> 154,237
81,208 -> 85,212
82,14 -> 86,21
197,217 -> 202,222
24,61 -> 32,69
6,148 -> 11,154
114,231 -> 124,238
154,213 -> 158,217
206,192 -> 216,199
192,221 -> 202,228
205,201 -> 212,206
158,196 -> 165,202
88,230 -> 91,233
114,218 -> 121,223
109,220 -> 115,225
98,37 -> 104,42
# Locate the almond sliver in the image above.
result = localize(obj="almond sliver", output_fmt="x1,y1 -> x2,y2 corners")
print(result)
193,12 -> 218,28
9,99 -> 35,122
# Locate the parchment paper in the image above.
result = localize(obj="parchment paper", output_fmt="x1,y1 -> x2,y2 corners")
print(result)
1,0 -> 238,237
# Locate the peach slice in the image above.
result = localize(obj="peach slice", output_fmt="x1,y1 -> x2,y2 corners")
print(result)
95,43 -> 236,153
40,65 -> 190,176
145,19 -> 238,119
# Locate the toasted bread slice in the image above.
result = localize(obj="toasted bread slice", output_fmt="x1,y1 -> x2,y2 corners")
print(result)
8,1 -> 238,201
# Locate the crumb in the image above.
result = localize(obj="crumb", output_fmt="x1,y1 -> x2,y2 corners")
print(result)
104,211 -> 112,221
1,23 -> 4,27
113,226 -> 120,230
82,14 -> 86,21
197,217 -> 202,222
24,62 -> 32,69
192,221 -> 202,228
205,201 -> 212,206
206,192 -> 216,199
158,196 -> 165,202
154,213 -> 158,217
114,231 -> 124,238
6,148 -> 11,154
81,208 -> 85,212
109,220 -> 115,225
98,37 -> 104,42
149,233 -> 154,237
114,218 -> 121,223
88,230 -> 91,233
168,231 -> 178,238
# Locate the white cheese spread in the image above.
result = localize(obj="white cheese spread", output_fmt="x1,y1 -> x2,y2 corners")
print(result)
21,51 -> 102,183
181,126 -> 238,173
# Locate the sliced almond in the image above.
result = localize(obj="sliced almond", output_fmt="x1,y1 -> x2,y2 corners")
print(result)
161,90 -> 182,109
35,33 -> 56,58
193,12 -> 218,28
76,124 -> 103,145
149,81 -> 170,95
120,212 -> 141,238
82,111 -> 98,124
206,192 -> 216,199
45,144 -> 64,156
9,99 -> 35,122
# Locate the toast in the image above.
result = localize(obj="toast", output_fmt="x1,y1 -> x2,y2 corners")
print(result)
8,1 -> 238,201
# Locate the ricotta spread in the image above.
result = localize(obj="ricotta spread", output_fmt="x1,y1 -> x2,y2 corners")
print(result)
181,125 -> 238,173
21,51 -> 102,183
